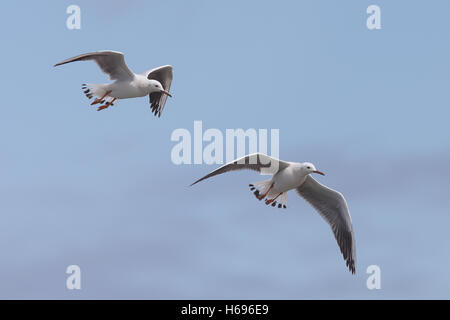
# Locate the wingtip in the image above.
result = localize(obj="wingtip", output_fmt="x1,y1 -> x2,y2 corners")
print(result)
347,261 -> 356,275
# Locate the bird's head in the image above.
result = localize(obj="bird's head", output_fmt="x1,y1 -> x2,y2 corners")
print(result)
302,162 -> 325,176
148,79 -> 172,97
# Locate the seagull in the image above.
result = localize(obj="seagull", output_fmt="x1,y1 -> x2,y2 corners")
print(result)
54,51 -> 173,116
191,153 -> 356,274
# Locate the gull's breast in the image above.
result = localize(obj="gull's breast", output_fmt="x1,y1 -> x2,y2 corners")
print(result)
272,166 -> 305,193
109,81 -> 148,99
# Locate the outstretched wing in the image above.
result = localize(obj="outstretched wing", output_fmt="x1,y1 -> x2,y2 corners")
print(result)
191,153 -> 289,186
296,175 -> 356,274
54,51 -> 134,81
142,65 -> 173,117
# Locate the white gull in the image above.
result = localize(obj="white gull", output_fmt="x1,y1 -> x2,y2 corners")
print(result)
191,153 -> 356,274
54,50 -> 173,116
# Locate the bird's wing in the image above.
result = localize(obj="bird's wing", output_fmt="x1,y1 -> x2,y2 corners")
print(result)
54,51 -> 134,81
141,65 -> 173,117
191,153 -> 289,186
296,175 -> 356,274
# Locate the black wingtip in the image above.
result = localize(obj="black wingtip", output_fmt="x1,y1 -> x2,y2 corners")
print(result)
346,260 -> 356,275
189,180 -> 200,187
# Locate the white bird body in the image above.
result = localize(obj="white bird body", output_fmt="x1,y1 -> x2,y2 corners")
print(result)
105,75 -> 154,99
54,50 -> 173,116
271,163 -> 307,193
191,153 -> 356,274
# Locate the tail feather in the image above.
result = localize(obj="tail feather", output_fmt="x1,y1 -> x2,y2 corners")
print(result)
268,192 -> 288,209
249,180 -> 272,200
249,181 -> 288,209
81,84 -> 93,99
81,84 -> 109,101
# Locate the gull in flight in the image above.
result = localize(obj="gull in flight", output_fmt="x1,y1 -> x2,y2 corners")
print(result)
191,153 -> 356,274
54,51 -> 173,116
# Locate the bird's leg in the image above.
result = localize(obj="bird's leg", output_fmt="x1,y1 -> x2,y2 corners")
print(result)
257,183 -> 273,200
97,98 -> 117,111
91,90 -> 112,105
265,193 -> 282,205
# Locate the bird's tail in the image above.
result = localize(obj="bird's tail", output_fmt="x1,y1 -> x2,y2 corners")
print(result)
267,191 -> 288,209
249,180 -> 272,199
81,84 -> 109,101
249,180 -> 287,209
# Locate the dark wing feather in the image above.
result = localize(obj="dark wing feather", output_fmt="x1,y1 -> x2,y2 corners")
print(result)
145,65 -> 173,117
190,153 -> 289,186
296,176 -> 356,274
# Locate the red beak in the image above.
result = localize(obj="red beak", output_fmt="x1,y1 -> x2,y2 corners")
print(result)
161,90 -> 172,97
313,170 -> 325,176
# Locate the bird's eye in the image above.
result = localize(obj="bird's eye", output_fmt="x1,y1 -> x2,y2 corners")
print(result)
307,166 -> 311,169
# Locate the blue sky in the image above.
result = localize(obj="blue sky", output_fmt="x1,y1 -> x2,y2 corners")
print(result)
0,0 -> 449,299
